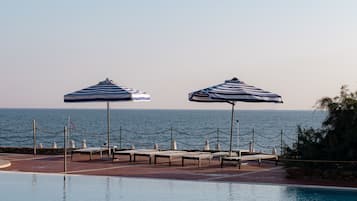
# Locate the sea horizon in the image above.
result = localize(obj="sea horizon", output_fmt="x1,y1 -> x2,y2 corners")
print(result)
0,109 -> 326,153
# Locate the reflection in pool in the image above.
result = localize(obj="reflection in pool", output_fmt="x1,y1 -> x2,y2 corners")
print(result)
0,171 -> 356,201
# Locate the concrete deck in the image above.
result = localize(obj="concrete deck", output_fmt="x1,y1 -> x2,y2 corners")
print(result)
0,153 -> 356,188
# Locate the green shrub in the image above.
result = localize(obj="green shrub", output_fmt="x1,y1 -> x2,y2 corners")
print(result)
284,86 -> 357,180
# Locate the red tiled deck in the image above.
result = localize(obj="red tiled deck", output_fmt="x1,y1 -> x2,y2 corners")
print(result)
1,153 -> 356,188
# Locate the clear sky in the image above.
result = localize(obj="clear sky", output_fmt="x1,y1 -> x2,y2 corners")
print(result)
1,0 -> 357,110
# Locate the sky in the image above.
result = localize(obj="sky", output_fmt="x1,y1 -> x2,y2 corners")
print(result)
1,0 -> 357,110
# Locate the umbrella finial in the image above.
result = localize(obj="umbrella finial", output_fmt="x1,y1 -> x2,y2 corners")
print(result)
99,78 -> 112,85
225,77 -> 240,83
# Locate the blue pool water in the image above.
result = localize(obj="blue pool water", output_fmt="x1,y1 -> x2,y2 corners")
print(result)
0,172 -> 356,201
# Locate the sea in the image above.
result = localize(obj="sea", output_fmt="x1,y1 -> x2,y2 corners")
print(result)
0,109 -> 326,153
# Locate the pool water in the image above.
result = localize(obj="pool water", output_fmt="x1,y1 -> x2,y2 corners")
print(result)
0,171 -> 356,201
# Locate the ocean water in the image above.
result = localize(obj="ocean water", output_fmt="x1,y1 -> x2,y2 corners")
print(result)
0,109 -> 326,153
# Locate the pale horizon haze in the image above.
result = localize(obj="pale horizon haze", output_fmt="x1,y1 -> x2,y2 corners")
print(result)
1,1 -> 357,110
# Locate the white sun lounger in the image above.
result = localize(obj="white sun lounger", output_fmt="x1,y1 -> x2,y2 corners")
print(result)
71,147 -> 110,160
211,150 -> 250,161
221,154 -> 278,169
133,150 -> 162,164
181,152 -> 213,167
113,149 -> 158,162
153,151 -> 187,166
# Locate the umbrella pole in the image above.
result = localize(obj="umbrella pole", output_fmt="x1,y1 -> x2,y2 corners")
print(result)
107,102 -> 110,156
229,102 -> 235,156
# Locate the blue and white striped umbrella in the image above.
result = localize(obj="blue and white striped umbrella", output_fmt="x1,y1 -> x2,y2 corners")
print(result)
189,77 -> 283,154
64,78 -> 150,103
64,78 -> 151,151
189,77 -> 282,103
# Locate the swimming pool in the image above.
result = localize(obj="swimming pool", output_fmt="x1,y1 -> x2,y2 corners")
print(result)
0,171 -> 356,201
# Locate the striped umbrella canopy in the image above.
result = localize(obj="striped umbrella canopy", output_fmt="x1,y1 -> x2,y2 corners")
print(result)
64,78 -> 151,152
189,77 -> 283,155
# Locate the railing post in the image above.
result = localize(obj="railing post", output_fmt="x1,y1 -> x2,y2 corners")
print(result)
33,120 -> 36,159
251,128 -> 255,152
170,127 -> 173,150
64,126 -> 67,174
67,116 -> 70,147
236,120 -> 240,150
280,129 -> 283,156
107,102 -> 110,157
119,126 -> 122,149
